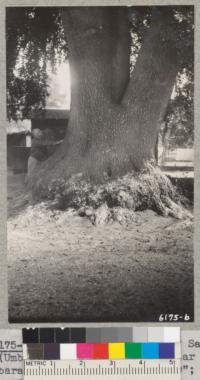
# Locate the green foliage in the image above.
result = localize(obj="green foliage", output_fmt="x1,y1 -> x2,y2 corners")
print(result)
162,70 -> 194,148
6,7 -> 67,119
129,6 -> 194,73
164,7 -> 194,147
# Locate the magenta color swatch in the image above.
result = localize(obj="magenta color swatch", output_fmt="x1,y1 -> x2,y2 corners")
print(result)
77,343 -> 93,359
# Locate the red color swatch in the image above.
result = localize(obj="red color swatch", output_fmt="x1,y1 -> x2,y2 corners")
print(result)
93,343 -> 108,359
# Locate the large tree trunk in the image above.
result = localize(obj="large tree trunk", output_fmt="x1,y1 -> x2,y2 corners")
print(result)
59,7 -> 131,179
32,6 -> 179,192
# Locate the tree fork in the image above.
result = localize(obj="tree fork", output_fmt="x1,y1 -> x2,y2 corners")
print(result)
31,7 -> 180,195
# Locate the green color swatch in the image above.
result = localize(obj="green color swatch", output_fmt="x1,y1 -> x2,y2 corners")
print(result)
125,343 -> 142,358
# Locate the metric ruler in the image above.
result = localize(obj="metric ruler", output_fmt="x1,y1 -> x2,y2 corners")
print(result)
24,359 -> 181,380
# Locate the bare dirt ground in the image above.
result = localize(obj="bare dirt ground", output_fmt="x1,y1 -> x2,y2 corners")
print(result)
8,172 -> 194,322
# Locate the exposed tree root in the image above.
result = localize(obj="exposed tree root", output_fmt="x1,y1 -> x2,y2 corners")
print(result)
32,162 -> 192,225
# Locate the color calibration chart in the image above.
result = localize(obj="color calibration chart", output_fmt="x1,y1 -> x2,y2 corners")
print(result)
23,327 -> 180,379
23,326 -> 180,360
1,328 -> 200,380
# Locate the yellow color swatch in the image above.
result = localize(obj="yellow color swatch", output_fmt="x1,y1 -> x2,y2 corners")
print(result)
108,343 -> 125,359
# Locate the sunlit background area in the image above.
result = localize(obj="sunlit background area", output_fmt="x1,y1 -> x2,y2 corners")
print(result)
46,60 -> 70,110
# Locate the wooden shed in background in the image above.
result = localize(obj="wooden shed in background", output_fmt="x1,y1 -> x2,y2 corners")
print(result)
7,109 -> 69,173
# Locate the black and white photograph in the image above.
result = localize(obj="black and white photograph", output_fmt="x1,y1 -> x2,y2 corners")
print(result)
7,5 -> 194,322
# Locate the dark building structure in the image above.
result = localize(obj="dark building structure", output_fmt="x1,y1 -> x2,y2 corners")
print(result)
7,109 -> 69,173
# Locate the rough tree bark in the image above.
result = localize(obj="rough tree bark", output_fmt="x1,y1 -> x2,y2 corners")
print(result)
32,6 -> 179,193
